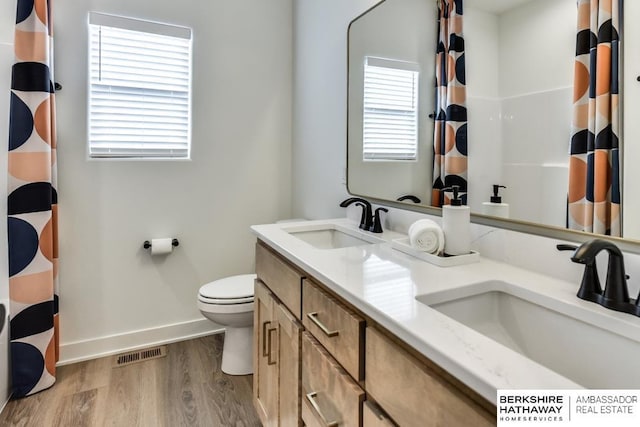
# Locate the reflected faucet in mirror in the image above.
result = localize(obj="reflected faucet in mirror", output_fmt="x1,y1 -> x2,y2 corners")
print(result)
397,195 -> 422,204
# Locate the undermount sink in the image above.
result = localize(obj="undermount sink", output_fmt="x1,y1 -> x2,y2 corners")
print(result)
416,280 -> 640,388
284,223 -> 383,250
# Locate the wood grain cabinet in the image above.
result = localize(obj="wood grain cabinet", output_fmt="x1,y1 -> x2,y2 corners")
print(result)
253,280 -> 303,426
366,327 -> 494,427
302,279 -> 365,381
254,239 -> 496,427
254,280 -> 278,426
363,401 -> 396,427
301,333 -> 364,427
256,241 -> 303,319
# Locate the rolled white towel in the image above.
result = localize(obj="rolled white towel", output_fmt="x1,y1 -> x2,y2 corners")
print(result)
408,219 -> 444,254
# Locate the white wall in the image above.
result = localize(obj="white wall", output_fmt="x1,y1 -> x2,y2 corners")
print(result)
0,0 -> 16,406
53,0 -> 292,362
292,0 -> 378,220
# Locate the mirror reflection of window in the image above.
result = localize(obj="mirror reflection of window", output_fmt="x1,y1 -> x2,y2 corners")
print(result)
362,57 -> 419,162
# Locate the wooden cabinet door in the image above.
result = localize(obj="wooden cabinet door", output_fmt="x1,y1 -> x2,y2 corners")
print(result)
301,333 -> 364,427
302,279 -> 364,381
276,302 -> 303,426
254,280 -> 279,427
366,327 -> 494,427
363,401 -> 396,427
256,242 -> 304,319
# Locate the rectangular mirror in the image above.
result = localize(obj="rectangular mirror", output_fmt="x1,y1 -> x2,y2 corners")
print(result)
348,0 -> 637,243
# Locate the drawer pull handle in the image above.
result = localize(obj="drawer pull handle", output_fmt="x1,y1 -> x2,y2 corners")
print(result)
306,392 -> 339,427
306,312 -> 339,337
261,321 -> 271,358
267,327 -> 277,366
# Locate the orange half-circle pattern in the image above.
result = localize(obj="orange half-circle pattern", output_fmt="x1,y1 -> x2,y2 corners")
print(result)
568,0 -> 620,237
14,30 -> 47,63
432,0 -> 467,208
8,0 -> 59,397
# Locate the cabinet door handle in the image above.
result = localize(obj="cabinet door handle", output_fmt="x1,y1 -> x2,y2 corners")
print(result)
306,312 -> 339,337
306,392 -> 338,427
266,327 -> 277,366
261,321 -> 271,358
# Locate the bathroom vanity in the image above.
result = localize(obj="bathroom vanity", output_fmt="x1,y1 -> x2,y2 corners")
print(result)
252,238 -> 493,426
251,218 -> 640,426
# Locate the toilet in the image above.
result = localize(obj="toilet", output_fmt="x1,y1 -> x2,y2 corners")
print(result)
197,274 -> 256,375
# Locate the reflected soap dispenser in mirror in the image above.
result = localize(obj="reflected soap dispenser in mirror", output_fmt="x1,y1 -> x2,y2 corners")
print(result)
442,185 -> 471,256
482,185 -> 509,219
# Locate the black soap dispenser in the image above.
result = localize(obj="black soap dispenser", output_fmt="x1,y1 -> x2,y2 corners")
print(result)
482,184 -> 509,218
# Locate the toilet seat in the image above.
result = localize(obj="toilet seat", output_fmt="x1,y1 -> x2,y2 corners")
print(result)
198,295 -> 253,305
198,273 -> 256,307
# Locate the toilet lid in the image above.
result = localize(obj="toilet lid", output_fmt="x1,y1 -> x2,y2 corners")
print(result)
199,274 -> 256,301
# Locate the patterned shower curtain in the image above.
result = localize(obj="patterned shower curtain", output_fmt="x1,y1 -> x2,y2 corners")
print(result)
432,0 -> 467,207
8,0 -> 59,396
568,0 -> 620,236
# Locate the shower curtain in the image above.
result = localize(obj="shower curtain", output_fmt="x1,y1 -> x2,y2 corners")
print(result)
568,0 -> 620,236
432,0 -> 468,207
8,0 -> 59,396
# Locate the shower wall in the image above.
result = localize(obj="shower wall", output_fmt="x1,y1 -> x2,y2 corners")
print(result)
466,0 -> 575,227
464,7 -> 502,214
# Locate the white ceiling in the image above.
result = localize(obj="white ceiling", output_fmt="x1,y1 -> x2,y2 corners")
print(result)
467,0 -> 534,15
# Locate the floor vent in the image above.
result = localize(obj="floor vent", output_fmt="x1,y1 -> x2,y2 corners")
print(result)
113,345 -> 167,367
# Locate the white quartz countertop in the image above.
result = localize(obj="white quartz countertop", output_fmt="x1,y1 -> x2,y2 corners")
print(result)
251,218 -> 640,404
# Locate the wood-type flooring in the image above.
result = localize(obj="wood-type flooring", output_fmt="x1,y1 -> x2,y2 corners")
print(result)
0,334 -> 261,427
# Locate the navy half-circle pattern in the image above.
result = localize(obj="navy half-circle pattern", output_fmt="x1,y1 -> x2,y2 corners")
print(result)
568,0 -> 620,236
11,342 -> 45,397
8,0 -> 59,397
8,93 -> 33,150
432,0 -> 468,207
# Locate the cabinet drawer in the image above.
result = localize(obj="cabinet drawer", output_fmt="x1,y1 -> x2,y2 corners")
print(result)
302,279 -> 364,381
301,333 -> 364,427
366,327 -> 494,427
363,401 -> 395,427
256,241 -> 304,319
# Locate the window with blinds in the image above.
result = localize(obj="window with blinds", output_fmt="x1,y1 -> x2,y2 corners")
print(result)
363,57 -> 419,161
88,13 -> 192,159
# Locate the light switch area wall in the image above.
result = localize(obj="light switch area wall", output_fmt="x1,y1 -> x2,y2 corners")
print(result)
52,0 -> 293,361
292,0 -> 379,220
0,0 -> 16,408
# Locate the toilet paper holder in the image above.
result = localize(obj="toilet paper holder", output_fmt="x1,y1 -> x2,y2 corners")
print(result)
143,238 -> 180,250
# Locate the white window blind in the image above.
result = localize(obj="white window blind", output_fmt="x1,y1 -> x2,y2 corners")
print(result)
363,57 -> 419,161
88,12 -> 192,159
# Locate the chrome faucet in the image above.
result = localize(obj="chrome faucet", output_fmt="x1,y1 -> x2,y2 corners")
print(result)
562,239 -> 640,317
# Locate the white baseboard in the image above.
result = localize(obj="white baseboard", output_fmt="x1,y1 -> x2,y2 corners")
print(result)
58,318 -> 224,366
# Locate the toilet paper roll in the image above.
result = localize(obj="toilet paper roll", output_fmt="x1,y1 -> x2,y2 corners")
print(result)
151,238 -> 174,255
